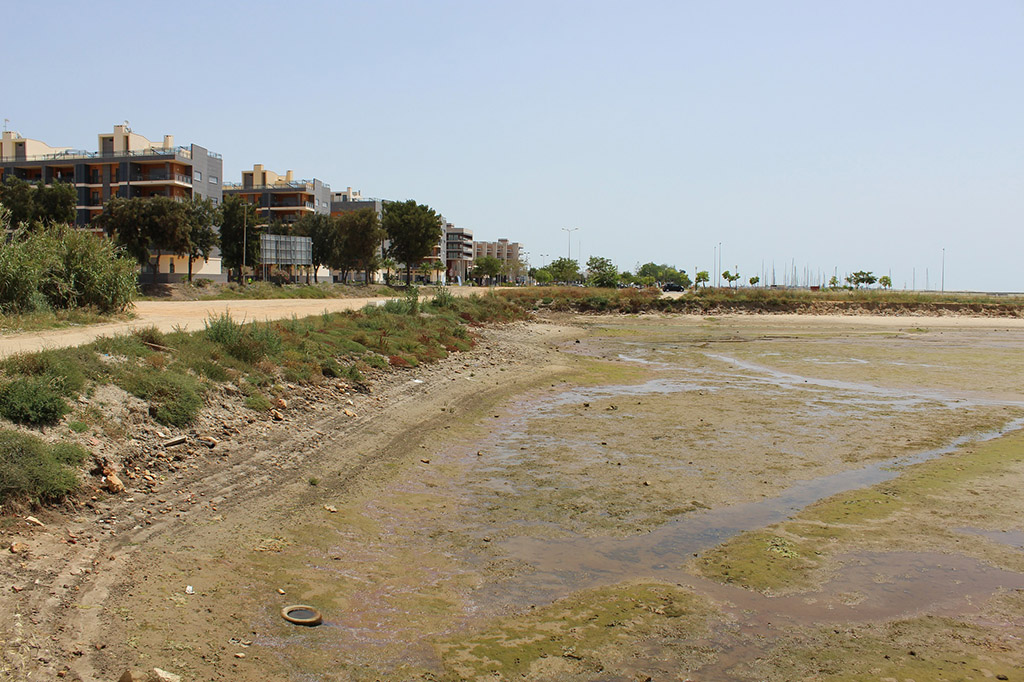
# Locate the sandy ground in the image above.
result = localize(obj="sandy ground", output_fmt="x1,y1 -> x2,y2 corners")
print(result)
3,312 -> 1024,681
0,289 -> 490,359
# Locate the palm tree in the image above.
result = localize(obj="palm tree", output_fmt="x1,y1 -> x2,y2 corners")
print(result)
381,257 -> 396,286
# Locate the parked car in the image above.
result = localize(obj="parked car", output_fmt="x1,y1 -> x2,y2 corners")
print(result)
662,282 -> 684,292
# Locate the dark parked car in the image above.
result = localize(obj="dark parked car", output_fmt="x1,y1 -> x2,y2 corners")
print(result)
662,282 -> 684,292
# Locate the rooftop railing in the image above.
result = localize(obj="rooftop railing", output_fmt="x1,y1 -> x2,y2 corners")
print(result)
1,144 -> 224,162
223,180 -> 328,191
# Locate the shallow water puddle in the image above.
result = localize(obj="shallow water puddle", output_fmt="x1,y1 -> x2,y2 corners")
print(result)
480,420 -> 1024,610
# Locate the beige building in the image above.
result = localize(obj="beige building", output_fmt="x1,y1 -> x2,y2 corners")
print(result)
222,164 -> 332,226
473,238 -> 524,283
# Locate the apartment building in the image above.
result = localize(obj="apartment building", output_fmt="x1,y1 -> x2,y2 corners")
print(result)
444,224 -> 474,283
474,238 -> 521,264
0,125 -> 222,228
222,164 -> 331,226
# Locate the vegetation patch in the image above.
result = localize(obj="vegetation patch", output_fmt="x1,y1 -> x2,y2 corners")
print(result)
498,286 -> 1024,317
0,377 -> 71,425
437,582 -> 717,680
0,430 -> 87,508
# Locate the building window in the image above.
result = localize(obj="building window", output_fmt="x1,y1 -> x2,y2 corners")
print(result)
194,171 -> 202,182
209,176 -> 218,184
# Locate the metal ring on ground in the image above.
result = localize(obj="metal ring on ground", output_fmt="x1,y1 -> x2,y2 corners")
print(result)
281,604 -> 323,626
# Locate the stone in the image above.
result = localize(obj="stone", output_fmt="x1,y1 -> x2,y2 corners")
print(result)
271,409 -> 284,421
106,473 -> 125,494
25,516 -> 44,527
274,398 -> 287,409
163,436 -> 187,448
323,505 -> 338,513
9,541 -> 29,554
343,409 -> 356,417
149,669 -> 182,682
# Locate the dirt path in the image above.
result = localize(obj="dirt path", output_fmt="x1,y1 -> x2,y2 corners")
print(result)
0,289 -> 486,359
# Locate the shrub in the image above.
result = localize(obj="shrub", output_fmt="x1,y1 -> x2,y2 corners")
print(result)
204,312 -> 243,346
0,223 -> 136,313
0,378 -> 70,425
205,314 -> 281,363
119,369 -> 202,427
3,349 -> 87,397
430,286 -> 456,309
0,430 -> 84,506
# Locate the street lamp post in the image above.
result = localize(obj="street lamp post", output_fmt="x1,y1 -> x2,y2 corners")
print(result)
941,247 -> 945,292
561,227 -> 578,262
242,204 -> 247,285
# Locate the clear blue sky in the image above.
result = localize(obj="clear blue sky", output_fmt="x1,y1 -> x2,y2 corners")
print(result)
7,1 -> 1023,291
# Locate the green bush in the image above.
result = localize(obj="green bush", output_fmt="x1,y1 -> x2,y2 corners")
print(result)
0,430 -> 84,506
0,378 -> 70,425
205,314 -> 282,363
0,223 -> 136,313
3,350 -> 87,397
119,369 -> 202,427
430,286 -> 457,309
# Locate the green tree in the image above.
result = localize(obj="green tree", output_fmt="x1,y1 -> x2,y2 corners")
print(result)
293,213 -> 337,283
418,260 -> 433,283
0,177 -> 38,227
0,178 -> 77,227
828,275 -> 840,288
35,182 -> 77,225
695,270 -> 710,287
219,195 -> 261,283
749,275 -> 760,287
547,257 -> 579,283
382,200 -> 442,285
337,208 -> 384,284
722,270 -> 741,288
845,270 -> 877,288
534,267 -> 553,285
636,262 -> 664,281
473,255 -> 503,285
586,256 -> 618,288
184,197 -> 219,283
879,275 -> 892,289
432,258 -> 446,283
94,196 -> 191,283
380,257 -> 397,286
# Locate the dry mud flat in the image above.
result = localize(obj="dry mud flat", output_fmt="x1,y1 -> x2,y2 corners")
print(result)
5,313 -> 1024,681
